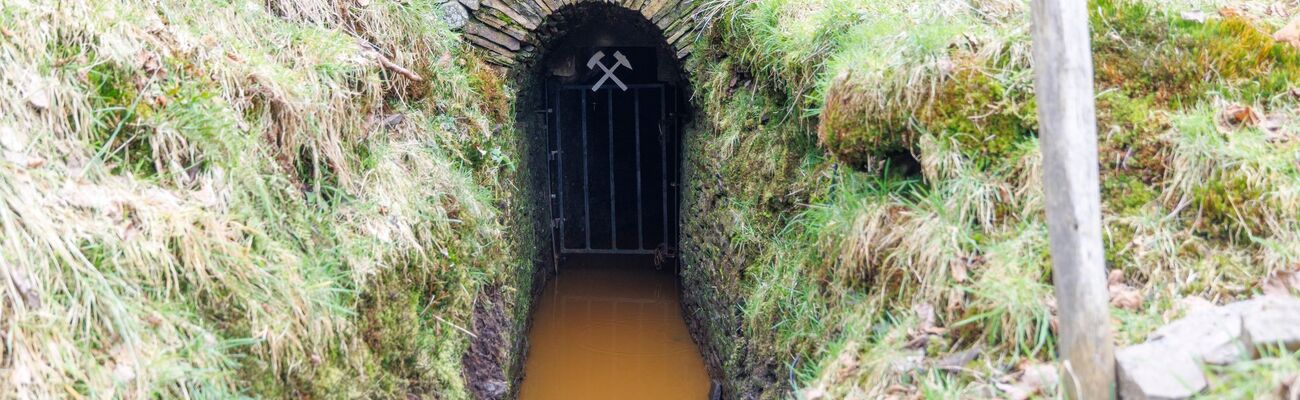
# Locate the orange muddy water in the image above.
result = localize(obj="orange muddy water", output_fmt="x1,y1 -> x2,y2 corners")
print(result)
518,257 -> 710,399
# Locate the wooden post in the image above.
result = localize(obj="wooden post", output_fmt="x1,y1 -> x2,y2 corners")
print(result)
1029,0 -> 1115,398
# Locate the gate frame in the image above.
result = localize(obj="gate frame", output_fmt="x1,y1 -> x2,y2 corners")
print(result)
543,81 -> 680,259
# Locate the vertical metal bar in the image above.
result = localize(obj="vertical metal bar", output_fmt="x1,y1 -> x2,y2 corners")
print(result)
607,89 -> 617,249
554,85 -> 566,254
633,89 -> 644,250
671,85 -> 682,271
581,90 -> 591,249
659,87 -> 668,251
542,82 -> 560,265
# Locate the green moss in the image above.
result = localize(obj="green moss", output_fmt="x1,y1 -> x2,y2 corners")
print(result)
1102,174 -> 1157,214
918,68 -> 1034,160
1192,175 -> 1267,240
86,62 -> 159,178
1092,0 -> 1300,105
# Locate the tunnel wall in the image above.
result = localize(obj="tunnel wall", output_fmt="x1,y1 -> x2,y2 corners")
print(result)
491,2 -> 718,398
437,0 -> 701,65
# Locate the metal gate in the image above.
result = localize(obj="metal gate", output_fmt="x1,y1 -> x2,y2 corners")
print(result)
543,82 -> 679,258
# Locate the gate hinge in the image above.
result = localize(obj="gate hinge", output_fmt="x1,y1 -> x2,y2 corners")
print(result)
549,150 -> 558,161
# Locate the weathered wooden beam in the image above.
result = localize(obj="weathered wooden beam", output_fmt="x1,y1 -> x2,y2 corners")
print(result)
1029,0 -> 1116,398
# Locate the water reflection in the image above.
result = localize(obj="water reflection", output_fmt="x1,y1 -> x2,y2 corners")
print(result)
519,256 -> 709,399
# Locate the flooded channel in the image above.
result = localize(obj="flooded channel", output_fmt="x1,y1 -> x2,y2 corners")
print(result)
519,256 -> 709,399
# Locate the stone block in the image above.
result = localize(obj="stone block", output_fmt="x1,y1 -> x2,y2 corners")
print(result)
1116,342 -> 1207,400
439,1 -> 471,29
1230,295 -> 1300,353
1148,307 -> 1248,365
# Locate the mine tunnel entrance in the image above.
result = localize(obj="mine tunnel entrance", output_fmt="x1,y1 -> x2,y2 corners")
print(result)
515,4 -> 708,399
541,40 -> 680,260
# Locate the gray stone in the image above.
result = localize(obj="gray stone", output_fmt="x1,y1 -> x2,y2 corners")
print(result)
476,379 -> 507,399
1116,342 -> 1207,400
438,1 -> 470,29
1148,307 -> 1248,365
481,0 -> 540,30
459,0 -> 480,11
464,21 -> 521,51
1230,295 -> 1300,354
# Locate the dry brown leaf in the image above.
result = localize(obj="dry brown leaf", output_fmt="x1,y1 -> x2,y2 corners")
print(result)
25,77 -> 50,111
1263,269 -> 1300,297
951,260 -> 969,283
1019,362 -> 1060,394
995,381 -> 1034,400
138,51 -> 162,75
1110,289 -> 1142,310
1278,374 -> 1300,400
1221,104 -> 1261,128
832,342 -> 861,381
914,302 -> 936,330
1275,16 -> 1300,49
1107,269 -> 1124,286
1108,273 -> 1143,311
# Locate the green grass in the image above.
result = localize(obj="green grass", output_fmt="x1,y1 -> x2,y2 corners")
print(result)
682,0 -> 1300,396
1,0 -> 529,398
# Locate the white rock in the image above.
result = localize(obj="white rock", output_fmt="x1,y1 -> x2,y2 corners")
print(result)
1229,295 -> 1300,354
1148,307 -> 1247,365
439,1 -> 470,30
1116,342 -> 1207,400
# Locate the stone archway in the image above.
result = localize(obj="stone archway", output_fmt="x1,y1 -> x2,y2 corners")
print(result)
437,0 -> 700,65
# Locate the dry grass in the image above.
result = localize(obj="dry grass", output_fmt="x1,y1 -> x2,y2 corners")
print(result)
1,0 -> 521,397
684,0 -> 1300,397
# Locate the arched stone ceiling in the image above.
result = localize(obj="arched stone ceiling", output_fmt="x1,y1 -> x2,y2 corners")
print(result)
437,0 -> 701,66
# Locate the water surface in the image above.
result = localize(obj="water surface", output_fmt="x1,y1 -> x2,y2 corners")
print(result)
519,257 -> 709,399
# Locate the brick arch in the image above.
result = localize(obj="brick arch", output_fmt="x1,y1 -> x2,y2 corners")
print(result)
438,0 -> 701,66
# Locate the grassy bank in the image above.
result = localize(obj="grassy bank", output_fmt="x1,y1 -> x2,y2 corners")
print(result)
0,0 -> 532,397
681,0 -> 1300,397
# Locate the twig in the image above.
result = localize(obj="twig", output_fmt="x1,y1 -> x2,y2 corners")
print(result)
434,315 -> 478,338
375,54 -> 423,82
356,39 -> 423,82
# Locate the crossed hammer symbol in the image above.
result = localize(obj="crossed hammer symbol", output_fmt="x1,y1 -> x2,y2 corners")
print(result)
587,51 -> 632,91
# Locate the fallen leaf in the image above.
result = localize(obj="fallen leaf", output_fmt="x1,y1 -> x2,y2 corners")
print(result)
1020,362 -> 1060,393
945,286 -> 965,315
1107,269 -> 1124,286
1221,104 -> 1261,128
937,345 -> 981,371
1110,289 -> 1142,310
25,77 -> 50,111
1277,374 -> 1300,400
951,260 -> 969,283
995,382 -> 1034,400
914,302 -> 936,331
137,51 -> 162,75
1108,275 -> 1143,311
1275,16 -> 1300,49
1263,269 -> 1300,297
832,342 -> 861,380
